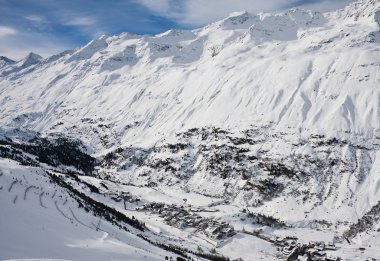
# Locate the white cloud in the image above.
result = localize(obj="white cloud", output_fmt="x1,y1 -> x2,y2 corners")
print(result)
139,0 -> 171,14
63,16 -> 96,26
296,0 -> 353,13
137,0 -> 355,26
0,25 -> 18,37
59,15 -> 104,40
0,16 -> 101,60
24,15 -> 45,22
60,15 -> 103,38
179,0 -> 298,25
0,29 -> 74,60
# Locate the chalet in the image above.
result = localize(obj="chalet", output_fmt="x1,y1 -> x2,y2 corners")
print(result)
282,245 -> 296,256
205,226 -> 221,238
222,227 -> 235,237
200,222 -> 208,229
325,242 -> 337,251
313,251 -> 327,258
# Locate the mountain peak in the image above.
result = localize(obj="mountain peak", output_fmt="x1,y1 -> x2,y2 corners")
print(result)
0,56 -> 15,67
0,55 -> 15,62
21,52 -> 43,67
226,11 -> 251,21
216,11 -> 257,29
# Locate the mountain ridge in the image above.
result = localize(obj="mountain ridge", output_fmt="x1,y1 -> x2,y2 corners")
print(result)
1,0 -> 379,149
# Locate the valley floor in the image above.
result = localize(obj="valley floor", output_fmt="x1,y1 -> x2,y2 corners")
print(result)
1,158 -> 379,261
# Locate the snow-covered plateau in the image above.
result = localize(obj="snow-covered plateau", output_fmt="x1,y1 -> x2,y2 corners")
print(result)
1,0 -> 380,260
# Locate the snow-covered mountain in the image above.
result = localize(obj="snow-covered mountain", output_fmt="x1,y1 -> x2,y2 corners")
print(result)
0,0 -> 380,149
1,0 -> 380,260
1,52 -> 43,77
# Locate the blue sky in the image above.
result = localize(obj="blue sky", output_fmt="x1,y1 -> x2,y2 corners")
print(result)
0,0 -> 354,60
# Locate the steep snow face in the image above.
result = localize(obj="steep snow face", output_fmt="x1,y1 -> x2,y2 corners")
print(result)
0,0 -> 379,152
336,0 -> 380,21
240,9 -> 327,43
66,36 -> 109,63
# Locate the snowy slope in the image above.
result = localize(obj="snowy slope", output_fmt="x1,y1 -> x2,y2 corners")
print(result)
1,0 -> 380,260
0,158 -> 182,261
0,0 -> 378,150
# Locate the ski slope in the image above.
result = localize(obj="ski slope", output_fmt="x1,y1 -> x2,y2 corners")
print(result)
0,158 -> 176,261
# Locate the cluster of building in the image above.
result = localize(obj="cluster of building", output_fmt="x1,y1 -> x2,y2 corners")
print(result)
110,191 -> 140,209
137,202 -> 235,240
204,222 -> 235,240
240,229 -> 342,261
278,237 -> 340,261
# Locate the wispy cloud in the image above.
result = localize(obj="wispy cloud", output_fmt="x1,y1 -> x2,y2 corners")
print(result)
62,16 -> 97,26
24,15 -> 45,22
0,30 -> 73,60
0,25 -> 18,37
136,0 -> 356,26
138,0 -> 172,14
296,0 -> 353,12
